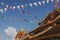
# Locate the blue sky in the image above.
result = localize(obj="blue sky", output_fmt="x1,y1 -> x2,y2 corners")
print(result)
0,0 -> 60,40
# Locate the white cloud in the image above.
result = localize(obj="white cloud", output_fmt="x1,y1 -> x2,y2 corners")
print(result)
4,26 -> 17,40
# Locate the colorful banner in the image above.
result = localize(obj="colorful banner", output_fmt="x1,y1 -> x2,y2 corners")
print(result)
0,15 -> 37,23
0,0 -> 59,13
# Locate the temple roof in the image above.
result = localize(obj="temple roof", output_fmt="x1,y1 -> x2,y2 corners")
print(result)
15,28 -> 26,39
15,8 -> 60,40
27,8 -> 60,40
29,8 -> 60,34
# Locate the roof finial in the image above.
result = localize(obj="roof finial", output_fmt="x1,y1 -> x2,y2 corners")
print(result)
20,26 -> 24,31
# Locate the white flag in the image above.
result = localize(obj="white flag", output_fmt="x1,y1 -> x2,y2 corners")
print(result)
13,6 -> 16,10
17,6 -> 20,10
5,4 -> 9,8
57,0 -> 59,2
29,3 -> 32,7
50,0 -> 54,2
42,1 -> 45,4
4,8 -> 7,13
46,0 -> 49,3
38,2 -> 41,5
21,5 -> 24,9
33,2 -> 38,6
10,6 -> 13,9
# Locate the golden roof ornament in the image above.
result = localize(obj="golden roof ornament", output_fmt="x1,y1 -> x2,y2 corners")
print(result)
15,28 -> 26,40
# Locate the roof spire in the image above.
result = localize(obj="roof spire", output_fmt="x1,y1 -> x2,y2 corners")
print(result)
20,26 -> 24,32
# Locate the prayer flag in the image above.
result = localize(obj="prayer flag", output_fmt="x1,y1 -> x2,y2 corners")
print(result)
38,2 -> 41,5
42,1 -> 45,4
33,2 -> 38,6
29,3 -> 33,7
21,5 -> 24,9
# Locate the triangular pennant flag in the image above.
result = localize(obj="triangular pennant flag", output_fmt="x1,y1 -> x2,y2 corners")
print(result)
33,2 -> 38,6
17,6 -> 20,10
30,20 -> 35,23
20,19 -> 25,22
1,2 -> 4,5
57,0 -> 59,2
4,8 -> 7,13
25,4 -> 28,7
0,9 -> 3,13
46,0 -> 49,3
42,1 -> 45,4
38,2 -> 42,5
50,0 -> 54,2
22,11 -> 27,15
29,3 -> 32,7
10,6 -> 13,10
13,6 -> 16,10
54,2 -> 59,8
24,19 -> 29,22
5,4 -> 9,8
34,16 -> 37,19
21,5 -> 24,9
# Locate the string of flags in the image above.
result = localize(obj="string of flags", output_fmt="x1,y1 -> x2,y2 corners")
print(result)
0,9 -> 38,23
0,0 -> 60,23
19,11 -> 38,19
0,0 -> 60,13
0,15 -> 38,23
54,0 -> 60,8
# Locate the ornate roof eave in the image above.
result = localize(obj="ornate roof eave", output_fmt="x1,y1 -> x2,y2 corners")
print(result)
29,15 -> 60,34
29,8 -> 60,34
30,24 -> 60,40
